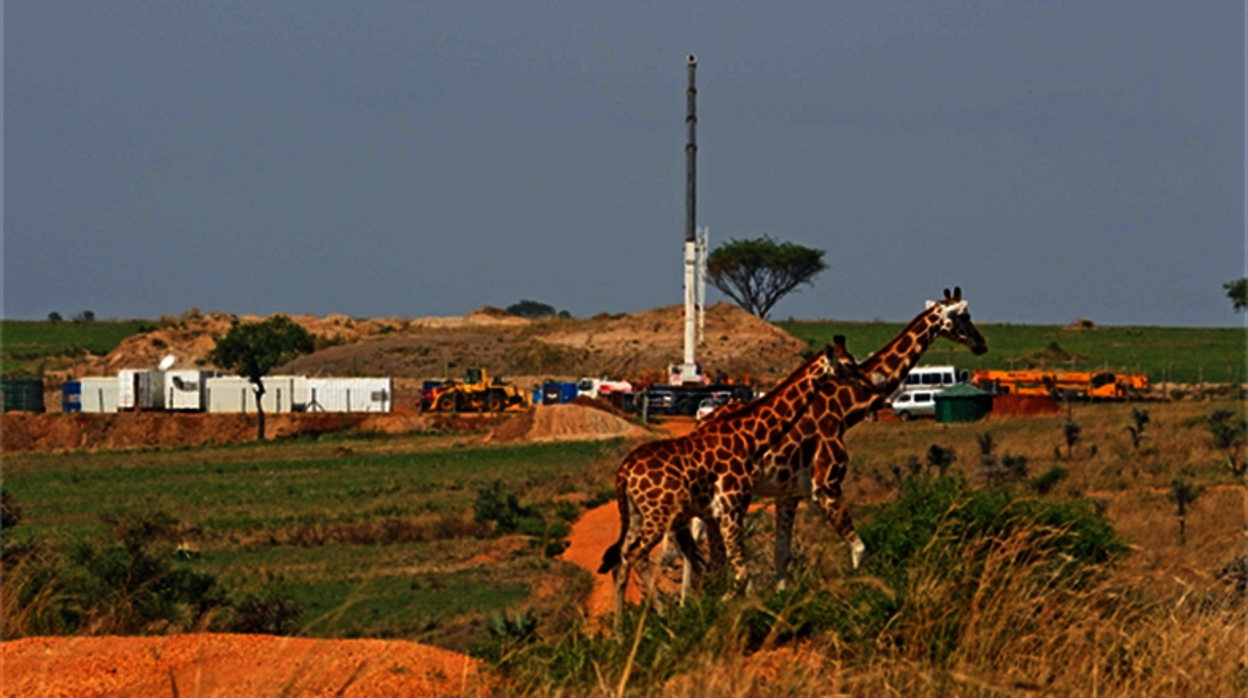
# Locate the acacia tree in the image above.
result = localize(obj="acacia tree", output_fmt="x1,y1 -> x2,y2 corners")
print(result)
209,315 -> 314,441
706,236 -> 827,320
1224,278 -> 1247,312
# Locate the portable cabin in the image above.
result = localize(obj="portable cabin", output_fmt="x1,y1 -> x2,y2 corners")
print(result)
934,384 -> 994,424
77,377 -> 121,413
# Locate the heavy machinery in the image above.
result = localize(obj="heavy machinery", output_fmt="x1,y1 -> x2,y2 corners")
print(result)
973,369 -> 1149,400
425,368 -> 532,413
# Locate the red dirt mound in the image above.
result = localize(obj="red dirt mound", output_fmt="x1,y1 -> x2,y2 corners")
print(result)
570,395 -> 628,418
990,394 -> 1063,417
0,412 -> 444,454
1,633 -> 491,697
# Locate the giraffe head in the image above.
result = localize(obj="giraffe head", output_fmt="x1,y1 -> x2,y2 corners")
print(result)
831,334 -> 892,392
924,286 -> 988,356
825,335 -> 889,392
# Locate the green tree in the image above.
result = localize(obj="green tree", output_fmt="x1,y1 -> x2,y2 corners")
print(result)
208,315 -> 314,440
1224,278 -> 1247,312
506,300 -> 568,319
706,236 -> 827,320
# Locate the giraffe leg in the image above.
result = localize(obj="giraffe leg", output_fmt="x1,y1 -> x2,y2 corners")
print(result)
813,439 -> 865,568
714,494 -> 753,600
620,514 -> 672,615
773,496 -> 799,590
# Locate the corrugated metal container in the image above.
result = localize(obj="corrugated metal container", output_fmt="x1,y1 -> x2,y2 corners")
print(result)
166,370 -> 220,411
934,384 -> 994,424
118,369 -> 165,410
78,377 -> 120,413
305,378 -> 392,413
1,379 -> 46,413
205,375 -> 302,414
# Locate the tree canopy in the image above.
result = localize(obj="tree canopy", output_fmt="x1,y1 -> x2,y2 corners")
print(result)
209,315 -> 315,384
208,315 -> 315,440
506,300 -> 570,319
706,236 -> 827,320
1224,278 -> 1246,312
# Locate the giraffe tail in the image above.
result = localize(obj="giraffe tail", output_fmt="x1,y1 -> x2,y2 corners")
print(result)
597,478 -> 631,574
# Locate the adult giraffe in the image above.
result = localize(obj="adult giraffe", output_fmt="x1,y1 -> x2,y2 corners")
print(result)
597,343 -> 877,634
681,287 -> 988,591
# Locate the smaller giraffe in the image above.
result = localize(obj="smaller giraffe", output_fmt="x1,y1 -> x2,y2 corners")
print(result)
597,344 -> 874,634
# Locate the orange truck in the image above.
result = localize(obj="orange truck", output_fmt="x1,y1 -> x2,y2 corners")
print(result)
973,369 -> 1148,400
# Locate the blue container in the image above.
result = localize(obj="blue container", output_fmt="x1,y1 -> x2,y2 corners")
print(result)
62,381 -> 83,412
531,387 -> 543,405
558,382 -> 578,404
541,383 -> 563,405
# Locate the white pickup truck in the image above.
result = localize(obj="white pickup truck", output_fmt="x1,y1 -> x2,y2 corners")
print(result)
576,378 -> 633,399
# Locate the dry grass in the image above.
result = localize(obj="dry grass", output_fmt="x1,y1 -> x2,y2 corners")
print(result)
538,398 -> 1248,697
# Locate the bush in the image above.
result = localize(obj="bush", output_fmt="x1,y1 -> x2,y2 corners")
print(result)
1,510 -> 238,638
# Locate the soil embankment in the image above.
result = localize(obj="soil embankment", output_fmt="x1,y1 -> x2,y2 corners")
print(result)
1,633 -> 492,697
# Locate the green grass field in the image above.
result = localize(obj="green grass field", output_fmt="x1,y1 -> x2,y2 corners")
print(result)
2,317 -> 1242,385
3,434 -> 622,643
778,320 -> 1246,385
1,319 -> 155,376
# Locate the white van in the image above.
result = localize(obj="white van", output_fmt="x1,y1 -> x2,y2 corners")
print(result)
898,366 -> 965,392
890,390 -> 936,420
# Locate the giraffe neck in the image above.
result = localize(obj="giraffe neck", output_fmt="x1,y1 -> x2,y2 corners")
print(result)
729,352 -> 828,446
858,309 -> 944,395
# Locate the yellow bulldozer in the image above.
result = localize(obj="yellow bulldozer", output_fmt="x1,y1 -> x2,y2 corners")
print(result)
427,368 -> 532,413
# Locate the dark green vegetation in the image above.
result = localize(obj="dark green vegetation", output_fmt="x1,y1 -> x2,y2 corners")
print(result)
1224,277 -> 1246,312
2,435 -> 622,645
506,300 -> 572,319
1,319 -> 154,376
485,473 -> 1126,691
779,320 -> 1246,385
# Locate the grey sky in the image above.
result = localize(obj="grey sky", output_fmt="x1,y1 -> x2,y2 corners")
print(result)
4,1 -> 1244,326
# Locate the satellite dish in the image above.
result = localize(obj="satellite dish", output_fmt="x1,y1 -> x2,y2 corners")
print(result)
159,355 -> 176,371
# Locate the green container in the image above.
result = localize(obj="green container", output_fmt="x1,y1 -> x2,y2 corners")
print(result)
1,378 -> 46,413
934,384 -> 993,424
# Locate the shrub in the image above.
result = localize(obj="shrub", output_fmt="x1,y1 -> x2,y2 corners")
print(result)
226,580 -> 303,635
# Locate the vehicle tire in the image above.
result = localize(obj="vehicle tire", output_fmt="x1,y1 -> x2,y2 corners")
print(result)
897,410 -> 913,421
675,398 -> 695,416
486,392 -> 504,412
436,394 -> 456,412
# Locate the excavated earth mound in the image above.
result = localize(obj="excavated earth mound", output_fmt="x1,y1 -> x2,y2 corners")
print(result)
59,303 -> 807,392
488,404 -> 649,443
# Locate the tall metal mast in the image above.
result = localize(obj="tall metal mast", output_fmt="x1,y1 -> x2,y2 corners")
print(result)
681,55 -> 701,383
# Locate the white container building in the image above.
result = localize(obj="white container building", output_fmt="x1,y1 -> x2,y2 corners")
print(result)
78,377 -> 120,413
118,369 -> 165,410
305,378 -> 392,413
205,375 -> 304,414
166,370 -> 221,411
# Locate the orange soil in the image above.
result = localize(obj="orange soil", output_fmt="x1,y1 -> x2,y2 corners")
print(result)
1,633 -> 492,697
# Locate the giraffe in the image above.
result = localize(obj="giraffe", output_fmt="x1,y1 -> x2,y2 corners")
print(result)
677,287 -> 988,591
597,343 -> 876,634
